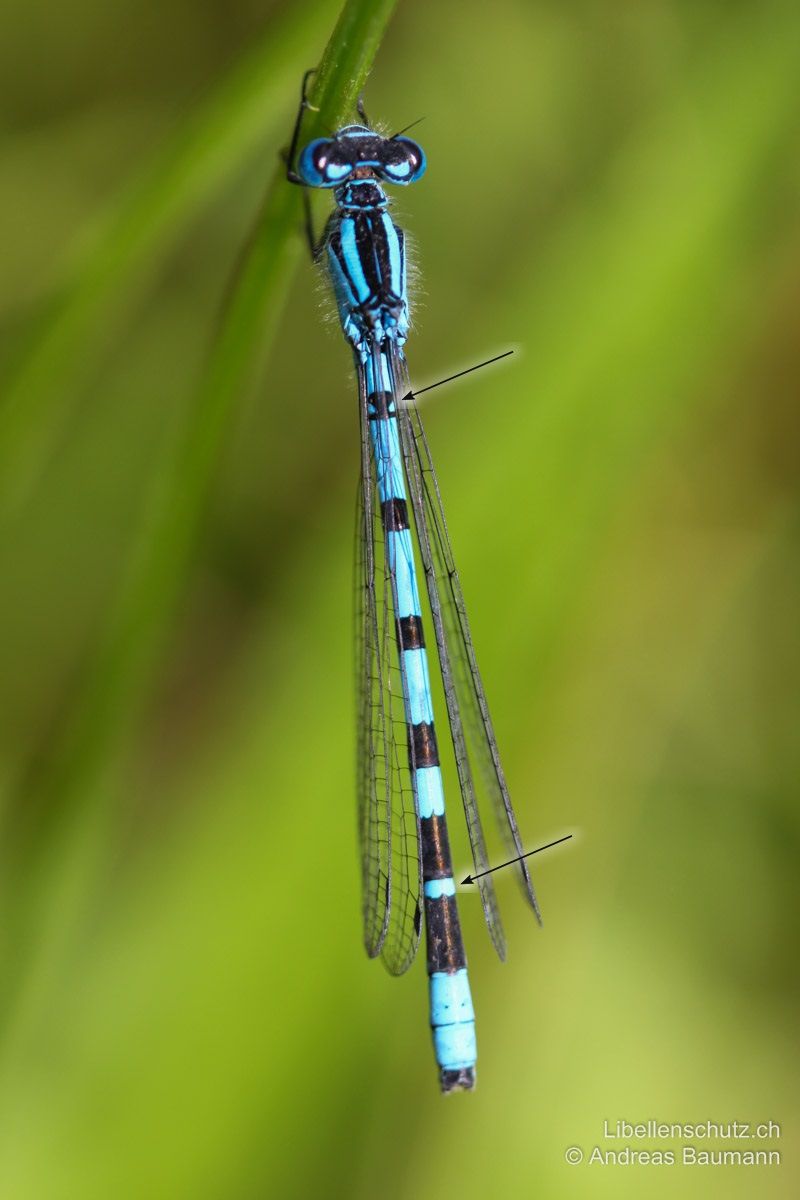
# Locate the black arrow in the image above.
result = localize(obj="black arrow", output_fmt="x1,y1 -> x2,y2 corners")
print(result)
401,350 -> 513,402
461,834 -> 573,886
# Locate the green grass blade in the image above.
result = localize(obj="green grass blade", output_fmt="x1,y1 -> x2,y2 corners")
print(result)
0,0 -> 399,1039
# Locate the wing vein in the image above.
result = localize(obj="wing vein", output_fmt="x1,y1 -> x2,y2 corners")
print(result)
356,354 -> 422,976
390,347 -> 509,958
392,347 -> 541,927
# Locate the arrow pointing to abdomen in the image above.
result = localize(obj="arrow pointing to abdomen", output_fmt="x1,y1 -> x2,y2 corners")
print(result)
461,833 -> 573,886
401,350 -> 513,403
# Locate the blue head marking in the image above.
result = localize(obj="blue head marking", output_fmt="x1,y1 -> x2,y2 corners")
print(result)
298,126 -> 426,189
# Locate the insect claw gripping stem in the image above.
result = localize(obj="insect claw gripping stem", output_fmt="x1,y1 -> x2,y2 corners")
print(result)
284,67 -> 319,186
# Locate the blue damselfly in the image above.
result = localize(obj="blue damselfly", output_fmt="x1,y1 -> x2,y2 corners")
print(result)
286,74 -> 540,1092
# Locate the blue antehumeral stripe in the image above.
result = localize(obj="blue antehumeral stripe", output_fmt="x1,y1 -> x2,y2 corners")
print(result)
383,213 -> 403,295
339,217 -> 371,303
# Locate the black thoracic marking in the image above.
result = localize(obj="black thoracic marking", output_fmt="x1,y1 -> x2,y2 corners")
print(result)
410,721 -> 438,768
397,614 -> 425,649
380,497 -> 408,531
329,213 -> 392,305
419,814 -> 452,881
441,1066 -> 475,1094
329,215 -> 405,334
366,392 -> 395,419
424,892 -> 467,973
353,211 -> 392,297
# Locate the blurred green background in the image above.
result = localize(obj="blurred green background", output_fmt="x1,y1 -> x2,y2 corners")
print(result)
0,0 -> 798,1196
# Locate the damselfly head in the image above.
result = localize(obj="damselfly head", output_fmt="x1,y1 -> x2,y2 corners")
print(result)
298,127 -> 426,189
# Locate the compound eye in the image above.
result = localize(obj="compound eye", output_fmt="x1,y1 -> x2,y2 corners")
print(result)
298,138 -> 353,187
380,137 -> 426,184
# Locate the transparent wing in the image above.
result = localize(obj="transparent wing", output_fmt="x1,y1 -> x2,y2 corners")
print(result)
356,364 -> 422,975
390,356 -> 530,961
404,382 -> 542,924
390,348 -> 542,931
354,389 -> 390,959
